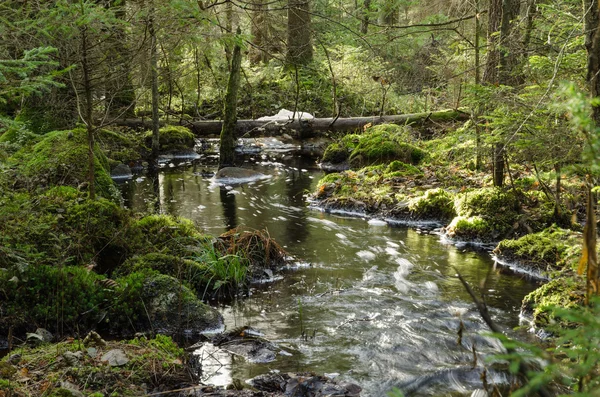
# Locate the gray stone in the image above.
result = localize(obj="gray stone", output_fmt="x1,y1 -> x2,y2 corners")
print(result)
214,167 -> 269,183
101,349 -> 129,367
59,381 -> 85,397
110,163 -> 133,180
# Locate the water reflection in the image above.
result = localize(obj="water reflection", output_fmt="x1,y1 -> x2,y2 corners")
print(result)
220,186 -> 237,230
120,154 -> 540,396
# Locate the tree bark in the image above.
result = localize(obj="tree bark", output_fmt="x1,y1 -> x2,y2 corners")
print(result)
219,28 -> 242,169
149,4 -> 160,165
116,109 -> 469,137
360,0 -> 372,34
105,0 -> 135,119
585,0 -> 600,125
483,0 -> 502,84
286,0 -> 313,65
249,0 -> 269,64
498,0 -> 521,86
81,24 -> 96,200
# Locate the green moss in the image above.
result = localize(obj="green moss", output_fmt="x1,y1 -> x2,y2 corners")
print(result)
145,125 -> 195,152
453,187 -> 521,239
322,142 -> 350,163
0,264 -> 107,333
409,188 -> 456,220
11,128 -> 118,200
522,276 -> 585,328
494,225 -> 581,274
119,253 -> 210,293
445,215 -> 494,241
1,335 -> 192,396
385,161 -> 422,177
349,128 -> 426,166
96,128 -> 143,164
132,214 -> 210,255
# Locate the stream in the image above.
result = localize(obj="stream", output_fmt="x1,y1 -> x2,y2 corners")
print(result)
119,139 -> 539,396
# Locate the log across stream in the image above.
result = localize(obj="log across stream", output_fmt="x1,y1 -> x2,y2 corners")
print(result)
115,109 -> 469,138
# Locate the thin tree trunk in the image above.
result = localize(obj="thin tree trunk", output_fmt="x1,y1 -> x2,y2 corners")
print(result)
81,24 -> 96,200
287,0 -> 313,65
474,0 -> 481,169
360,0 -> 371,34
482,0 -> 502,84
219,28 -> 242,169
585,0 -> 600,125
149,4 -> 160,165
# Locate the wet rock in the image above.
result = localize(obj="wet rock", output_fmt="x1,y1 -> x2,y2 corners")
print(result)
214,167 -> 270,184
110,163 -> 133,180
249,372 -> 362,396
101,349 -> 129,367
211,326 -> 281,364
319,162 -> 350,172
141,274 -> 223,335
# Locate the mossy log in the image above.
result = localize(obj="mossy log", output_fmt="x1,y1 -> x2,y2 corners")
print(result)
115,109 -> 470,138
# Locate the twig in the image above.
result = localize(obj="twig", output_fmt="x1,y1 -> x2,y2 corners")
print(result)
454,269 -> 553,397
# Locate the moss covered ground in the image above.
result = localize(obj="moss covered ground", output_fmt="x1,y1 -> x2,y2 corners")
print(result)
0,334 -> 193,396
313,120 -> 589,333
0,127 -> 287,344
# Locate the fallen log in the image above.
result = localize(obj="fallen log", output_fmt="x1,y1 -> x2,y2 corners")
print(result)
114,109 -> 469,138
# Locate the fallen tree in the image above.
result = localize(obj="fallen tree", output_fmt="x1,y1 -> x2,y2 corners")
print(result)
115,109 -> 470,138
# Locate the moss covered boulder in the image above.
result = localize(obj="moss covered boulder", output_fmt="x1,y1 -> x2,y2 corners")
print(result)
408,188 -> 456,221
348,124 -> 427,167
113,271 -> 223,335
493,225 -> 581,277
10,128 -> 118,200
521,276 -> 585,328
145,125 -> 195,152
132,214 -> 211,256
446,188 -> 521,242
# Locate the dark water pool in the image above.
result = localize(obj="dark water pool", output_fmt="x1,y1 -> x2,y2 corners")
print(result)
120,147 -> 539,396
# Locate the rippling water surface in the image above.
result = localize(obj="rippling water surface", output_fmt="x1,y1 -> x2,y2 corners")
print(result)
120,146 -> 539,396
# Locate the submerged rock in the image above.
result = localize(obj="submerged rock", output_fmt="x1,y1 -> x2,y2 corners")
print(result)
214,167 -> 269,183
110,163 -> 132,180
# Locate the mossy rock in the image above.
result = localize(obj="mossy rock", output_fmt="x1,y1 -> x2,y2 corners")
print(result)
453,187 -> 521,240
445,215 -> 495,242
119,253 -> 211,294
0,264 -> 107,334
521,276 -> 585,328
322,142 -> 350,164
132,214 -> 211,255
385,160 -> 423,178
96,128 -> 143,164
493,225 -> 581,275
349,126 -> 426,167
112,271 -> 223,335
409,188 -> 456,221
11,128 -> 118,201
145,125 -> 195,152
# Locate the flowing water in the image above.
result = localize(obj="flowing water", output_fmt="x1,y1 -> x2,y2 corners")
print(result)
120,141 -> 539,396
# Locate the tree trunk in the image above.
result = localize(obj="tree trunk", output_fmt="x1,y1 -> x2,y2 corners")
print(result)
105,0 -> 135,119
482,0 -> 502,84
498,0 -> 521,86
219,28 -> 242,169
474,0 -> 481,170
585,0 -> 600,125
249,0 -> 269,64
360,0 -> 371,34
81,25 -> 96,200
286,0 -> 313,65
149,5 -> 160,165
378,0 -> 399,25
